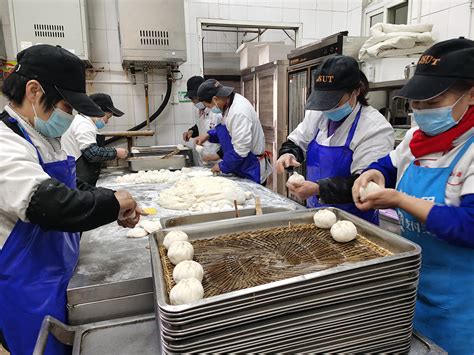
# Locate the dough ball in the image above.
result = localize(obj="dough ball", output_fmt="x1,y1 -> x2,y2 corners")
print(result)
163,231 -> 189,250
167,241 -> 194,265
169,278 -> 204,305
313,209 -> 337,229
140,220 -> 162,234
287,172 -> 305,185
359,181 -> 383,200
195,145 -> 204,153
126,227 -> 148,238
173,260 -> 204,283
330,220 -> 358,243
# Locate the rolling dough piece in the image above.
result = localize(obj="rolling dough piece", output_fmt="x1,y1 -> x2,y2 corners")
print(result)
173,260 -> 204,283
195,145 -> 204,153
330,220 -> 357,243
169,278 -> 204,305
163,231 -> 189,250
140,220 -> 162,234
167,241 -> 194,265
313,209 -> 337,229
287,172 -> 305,185
126,227 -> 148,238
359,181 -> 383,200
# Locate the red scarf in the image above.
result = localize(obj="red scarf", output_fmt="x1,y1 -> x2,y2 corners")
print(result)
409,106 -> 474,158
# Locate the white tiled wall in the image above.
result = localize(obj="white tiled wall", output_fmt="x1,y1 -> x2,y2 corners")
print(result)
409,0 -> 472,41
0,0 -> 369,146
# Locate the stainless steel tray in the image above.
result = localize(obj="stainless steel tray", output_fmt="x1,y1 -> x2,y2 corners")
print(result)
127,155 -> 186,172
160,206 -> 297,228
151,208 -> 421,313
33,315 -> 446,354
157,261 -> 420,321
159,293 -> 417,342
33,314 -> 159,355
157,256 -> 420,320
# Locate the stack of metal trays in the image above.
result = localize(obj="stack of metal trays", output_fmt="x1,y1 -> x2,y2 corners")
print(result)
150,208 -> 421,353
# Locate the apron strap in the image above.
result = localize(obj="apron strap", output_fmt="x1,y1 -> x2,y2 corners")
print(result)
447,136 -> 473,171
344,107 -> 363,148
2,115 -> 46,166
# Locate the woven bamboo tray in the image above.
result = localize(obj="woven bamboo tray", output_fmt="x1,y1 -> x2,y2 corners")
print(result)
159,223 -> 392,298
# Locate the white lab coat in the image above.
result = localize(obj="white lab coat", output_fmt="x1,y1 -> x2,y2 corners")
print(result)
288,103 -> 395,174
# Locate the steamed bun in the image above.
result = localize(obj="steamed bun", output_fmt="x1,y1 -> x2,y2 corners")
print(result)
169,278 -> 204,305
330,220 -> 357,243
163,231 -> 189,250
313,209 -> 337,229
167,241 -> 194,265
359,181 -> 382,200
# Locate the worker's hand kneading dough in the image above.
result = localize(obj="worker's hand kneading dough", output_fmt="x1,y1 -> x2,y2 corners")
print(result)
195,134 -> 209,146
352,169 -> 386,204
211,163 -> 221,174
115,190 -> 141,228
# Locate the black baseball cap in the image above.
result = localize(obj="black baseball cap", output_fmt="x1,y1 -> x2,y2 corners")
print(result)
197,79 -> 234,102
396,37 -> 474,101
89,93 -> 124,117
305,55 -> 361,111
14,44 -> 104,117
185,76 -> 205,99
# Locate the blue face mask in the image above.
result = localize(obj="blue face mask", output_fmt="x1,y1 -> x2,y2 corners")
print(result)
95,118 -> 106,129
323,101 -> 354,122
33,104 -> 74,138
412,95 -> 466,136
211,106 -> 222,114
194,102 -> 206,110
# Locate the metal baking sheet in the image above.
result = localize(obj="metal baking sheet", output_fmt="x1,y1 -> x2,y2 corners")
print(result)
151,208 -> 421,314
160,206 -> 298,227
128,155 -> 186,172
158,280 -> 418,335
158,256 -> 420,320
159,293 -> 417,342
157,262 -> 420,321
161,299 -> 416,350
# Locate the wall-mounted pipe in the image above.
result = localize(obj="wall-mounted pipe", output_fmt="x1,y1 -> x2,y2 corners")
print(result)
104,70 -> 173,146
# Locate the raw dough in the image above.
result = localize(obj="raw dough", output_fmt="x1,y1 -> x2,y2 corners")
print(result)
313,209 -> 337,229
167,241 -> 194,265
115,169 -> 185,184
359,181 -> 383,200
288,172 -> 305,185
195,145 -> 204,153
158,176 -> 247,211
173,260 -> 204,283
177,144 -> 187,150
139,220 -> 162,234
169,278 -> 204,305
126,227 -> 148,238
330,220 -> 358,243
163,231 -> 189,250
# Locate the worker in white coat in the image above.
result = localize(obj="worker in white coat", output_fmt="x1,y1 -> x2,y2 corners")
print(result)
182,76 -> 222,165
353,38 -> 474,354
276,55 -> 394,224
0,44 -> 141,355
61,93 -> 128,185
195,79 -> 271,184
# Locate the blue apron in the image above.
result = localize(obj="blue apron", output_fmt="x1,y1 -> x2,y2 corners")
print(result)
0,118 -> 80,355
215,123 -> 261,184
396,136 -> 474,355
306,109 -> 378,224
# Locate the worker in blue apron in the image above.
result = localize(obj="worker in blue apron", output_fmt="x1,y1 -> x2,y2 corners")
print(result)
353,38 -> 474,354
277,55 -> 394,223
0,44 -> 140,355
195,79 -> 270,184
